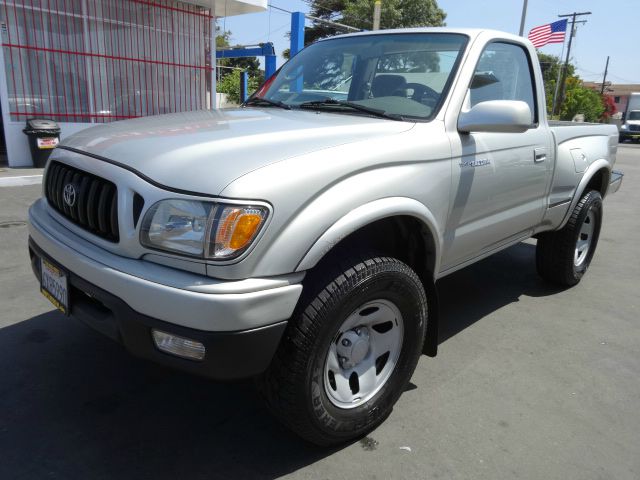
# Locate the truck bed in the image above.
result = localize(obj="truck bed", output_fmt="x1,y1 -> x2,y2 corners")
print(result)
549,121 -> 618,145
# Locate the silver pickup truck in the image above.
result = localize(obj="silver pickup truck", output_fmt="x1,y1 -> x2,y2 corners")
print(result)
28,28 -> 623,445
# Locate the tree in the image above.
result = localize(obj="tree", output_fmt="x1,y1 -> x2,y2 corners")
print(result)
282,0 -> 346,59
304,0 -> 347,46
217,69 -> 261,104
537,52 -> 575,114
560,77 -> 605,122
536,53 -> 610,122
216,27 -> 263,84
600,94 -> 617,122
283,0 -> 446,58
343,0 -> 446,30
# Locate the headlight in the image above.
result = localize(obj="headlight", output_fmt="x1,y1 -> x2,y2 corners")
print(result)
620,124 -> 628,130
140,199 -> 268,259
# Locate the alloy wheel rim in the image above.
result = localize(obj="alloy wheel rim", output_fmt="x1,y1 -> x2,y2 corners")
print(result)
323,299 -> 404,409
575,209 -> 596,267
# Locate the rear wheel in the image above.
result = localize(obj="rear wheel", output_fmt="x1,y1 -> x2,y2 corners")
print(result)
536,190 -> 603,286
258,254 -> 427,446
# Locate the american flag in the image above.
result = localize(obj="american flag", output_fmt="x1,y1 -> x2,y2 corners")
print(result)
528,19 -> 568,49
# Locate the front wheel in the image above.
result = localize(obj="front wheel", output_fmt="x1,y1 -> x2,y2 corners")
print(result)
258,255 -> 427,446
536,190 -> 603,286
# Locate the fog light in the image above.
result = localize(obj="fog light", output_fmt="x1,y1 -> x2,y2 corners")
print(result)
152,329 -> 206,361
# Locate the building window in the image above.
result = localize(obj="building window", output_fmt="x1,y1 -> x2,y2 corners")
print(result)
1,0 -> 213,123
614,96 -> 620,103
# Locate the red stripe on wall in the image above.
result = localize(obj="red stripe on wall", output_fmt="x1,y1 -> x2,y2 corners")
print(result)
2,0 -> 212,123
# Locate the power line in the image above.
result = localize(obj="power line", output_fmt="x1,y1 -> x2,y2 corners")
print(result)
576,66 -> 604,76
242,22 -> 289,47
306,13 -> 360,32
302,0 -> 339,17
269,3 -> 360,32
606,72 -> 640,83
268,4 -> 293,15
576,68 -> 640,84
301,0 -> 373,29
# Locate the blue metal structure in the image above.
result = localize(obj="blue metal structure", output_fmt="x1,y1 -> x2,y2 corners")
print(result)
289,12 -> 306,93
216,42 -> 278,80
215,11 -> 309,101
240,71 -> 249,102
290,12 -> 305,58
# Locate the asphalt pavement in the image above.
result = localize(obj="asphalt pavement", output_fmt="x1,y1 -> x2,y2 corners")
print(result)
0,145 -> 638,479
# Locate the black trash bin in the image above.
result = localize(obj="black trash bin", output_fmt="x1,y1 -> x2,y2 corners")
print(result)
23,118 -> 61,167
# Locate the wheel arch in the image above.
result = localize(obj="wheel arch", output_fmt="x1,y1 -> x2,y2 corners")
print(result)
558,160 -> 610,230
295,197 -> 442,357
295,197 -> 442,281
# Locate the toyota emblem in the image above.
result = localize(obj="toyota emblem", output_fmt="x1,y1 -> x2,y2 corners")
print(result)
63,184 -> 77,207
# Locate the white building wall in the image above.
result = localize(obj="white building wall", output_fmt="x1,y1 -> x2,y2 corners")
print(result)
0,0 -> 261,167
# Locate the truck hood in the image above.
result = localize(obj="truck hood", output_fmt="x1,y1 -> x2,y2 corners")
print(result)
61,108 -> 414,195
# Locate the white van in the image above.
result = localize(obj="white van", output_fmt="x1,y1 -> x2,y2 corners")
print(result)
620,92 -> 640,142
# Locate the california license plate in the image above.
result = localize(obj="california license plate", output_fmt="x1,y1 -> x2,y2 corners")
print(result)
36,137 -> 59,149
40,257 -> 69,315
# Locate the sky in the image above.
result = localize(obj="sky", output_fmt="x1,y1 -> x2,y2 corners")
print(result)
218,0 -> 639,85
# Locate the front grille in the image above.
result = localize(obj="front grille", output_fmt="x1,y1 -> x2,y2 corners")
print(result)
629,125 -> 640,132
45,161 -> 119,242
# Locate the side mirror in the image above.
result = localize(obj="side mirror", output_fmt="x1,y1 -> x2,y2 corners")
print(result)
458,100 -> 533,133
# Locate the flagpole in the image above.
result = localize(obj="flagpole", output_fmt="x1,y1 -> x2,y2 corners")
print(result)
551,34 -> 567,117
519,0 -> 528,36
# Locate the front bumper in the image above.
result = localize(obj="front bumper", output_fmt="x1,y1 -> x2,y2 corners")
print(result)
30,239 -> 287,379
28,200 -> 305,379
619,131 -> 640,140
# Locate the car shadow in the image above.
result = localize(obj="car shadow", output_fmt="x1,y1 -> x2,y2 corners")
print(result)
0,241 -> 561,479
0,312 -> 337,479
437,241 -> 566,344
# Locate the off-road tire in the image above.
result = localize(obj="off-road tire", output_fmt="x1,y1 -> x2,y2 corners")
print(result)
258,254 -> 427,446
536,190 -> 603,286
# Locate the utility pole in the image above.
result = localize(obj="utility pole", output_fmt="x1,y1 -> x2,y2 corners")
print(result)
553,11 -> 591,116
373,0 -> 382,30
600,56 -> 610,94
519,0 -> 529,36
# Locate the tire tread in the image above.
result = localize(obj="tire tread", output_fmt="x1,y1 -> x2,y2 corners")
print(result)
257,251 -> 426,445
536,190 -> 602,286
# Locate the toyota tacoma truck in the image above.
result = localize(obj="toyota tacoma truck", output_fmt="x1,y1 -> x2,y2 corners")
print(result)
28,28 -> 623,445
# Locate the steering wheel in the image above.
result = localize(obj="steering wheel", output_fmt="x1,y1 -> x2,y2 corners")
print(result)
405,83 -> 439,106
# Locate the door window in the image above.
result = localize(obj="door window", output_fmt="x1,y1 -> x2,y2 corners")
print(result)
468,42 -> 537,123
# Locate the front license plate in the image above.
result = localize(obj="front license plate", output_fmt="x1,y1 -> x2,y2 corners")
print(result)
40,257 -> 69,315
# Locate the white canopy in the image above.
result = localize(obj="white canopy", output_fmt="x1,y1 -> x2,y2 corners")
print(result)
181,0 -> 267,16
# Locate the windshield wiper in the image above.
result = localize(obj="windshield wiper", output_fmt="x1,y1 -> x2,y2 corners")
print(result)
298,99 -> 404,120
243,96 -> 291,110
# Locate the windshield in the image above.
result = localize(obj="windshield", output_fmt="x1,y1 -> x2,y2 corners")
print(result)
255,33 -> 468,121
628,111 -> 640,120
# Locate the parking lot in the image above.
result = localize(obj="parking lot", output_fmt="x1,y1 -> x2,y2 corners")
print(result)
0,144 -> 638,480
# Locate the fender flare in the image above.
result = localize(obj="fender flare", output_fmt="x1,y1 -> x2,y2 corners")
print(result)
295,197 -> 443,278
558,159 -> 611,230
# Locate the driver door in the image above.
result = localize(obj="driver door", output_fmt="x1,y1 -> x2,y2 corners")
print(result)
441,41 -> 552,271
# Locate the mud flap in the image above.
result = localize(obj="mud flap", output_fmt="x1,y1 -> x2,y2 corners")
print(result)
423,279 -> 439,357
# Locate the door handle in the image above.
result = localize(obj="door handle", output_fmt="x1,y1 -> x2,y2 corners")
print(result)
534,148 -> 547,163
